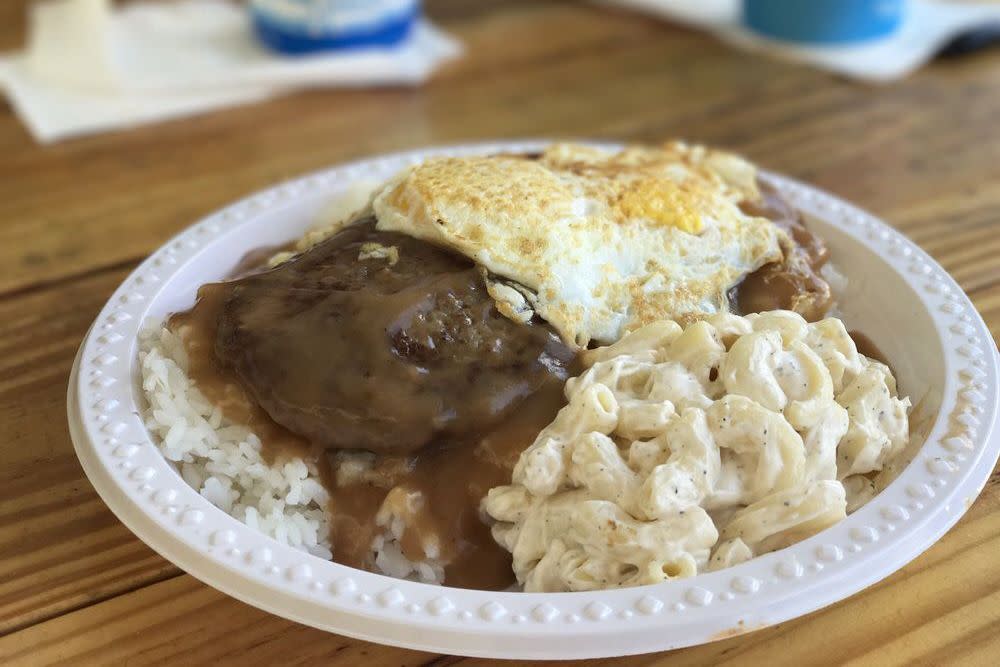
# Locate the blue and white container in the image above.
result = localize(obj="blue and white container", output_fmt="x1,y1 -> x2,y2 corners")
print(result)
250,0 -> 421,55
743,0 -> 906,45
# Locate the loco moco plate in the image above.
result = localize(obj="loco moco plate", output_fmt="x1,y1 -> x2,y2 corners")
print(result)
69,141 -> 1000,659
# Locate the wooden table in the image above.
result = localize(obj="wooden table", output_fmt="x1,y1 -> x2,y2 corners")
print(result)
2,1 -> 1000,664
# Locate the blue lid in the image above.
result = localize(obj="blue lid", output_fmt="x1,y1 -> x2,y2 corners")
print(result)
251,0 -> 421,55
743,0 -> 905,45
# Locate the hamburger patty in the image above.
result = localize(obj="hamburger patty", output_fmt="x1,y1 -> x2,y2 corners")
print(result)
211,217 -> 576,455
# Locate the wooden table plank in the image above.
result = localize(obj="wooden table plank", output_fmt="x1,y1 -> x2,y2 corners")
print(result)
0,267 -> 180,635
2,479 -> 999,666
0,576 -> 432,667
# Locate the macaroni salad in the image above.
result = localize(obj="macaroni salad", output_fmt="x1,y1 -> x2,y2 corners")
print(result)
483,311 -> 910,592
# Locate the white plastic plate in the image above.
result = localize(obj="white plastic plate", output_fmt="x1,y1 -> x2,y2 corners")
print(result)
69,141 -> 1000,659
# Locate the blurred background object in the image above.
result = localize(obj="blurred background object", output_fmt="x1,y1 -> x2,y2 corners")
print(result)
1,0 -> 998,144
743,0 -> 905,44
0,0 -> 460,143
251,0 -> 421,54
607,0 -> 1000,81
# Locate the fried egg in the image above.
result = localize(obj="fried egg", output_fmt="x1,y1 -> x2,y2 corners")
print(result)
373,142 -> 785,347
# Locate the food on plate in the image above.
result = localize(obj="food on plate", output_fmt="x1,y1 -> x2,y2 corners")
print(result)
375,143 -> 783,346
203,219 -> 575,455
138,142 -> 911,592
733,182 -> 834,321
484,310 -> 910,592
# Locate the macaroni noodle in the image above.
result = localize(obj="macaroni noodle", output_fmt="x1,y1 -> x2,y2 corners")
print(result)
484,311 -> 910,592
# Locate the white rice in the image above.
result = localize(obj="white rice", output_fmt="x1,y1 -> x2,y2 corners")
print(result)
138,324 -> 444,582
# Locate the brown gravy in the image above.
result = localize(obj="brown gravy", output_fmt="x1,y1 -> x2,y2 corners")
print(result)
734,187 -> 891,370
169,220 -> 576,590
328,376 -> 568,589
733,181 -> 833,322
211,220 -> 574,456
228,242 -> 295,279
169,285 -> 312,466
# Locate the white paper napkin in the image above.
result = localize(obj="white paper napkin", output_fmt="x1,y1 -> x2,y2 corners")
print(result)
0,0 -> 462,143
606,0 -> 1000,82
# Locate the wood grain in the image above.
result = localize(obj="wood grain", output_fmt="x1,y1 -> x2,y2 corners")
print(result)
2,482 -> 1000,666
0,576 -> 432,666
1,0 -> 999,664
0,267 -> 178,635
